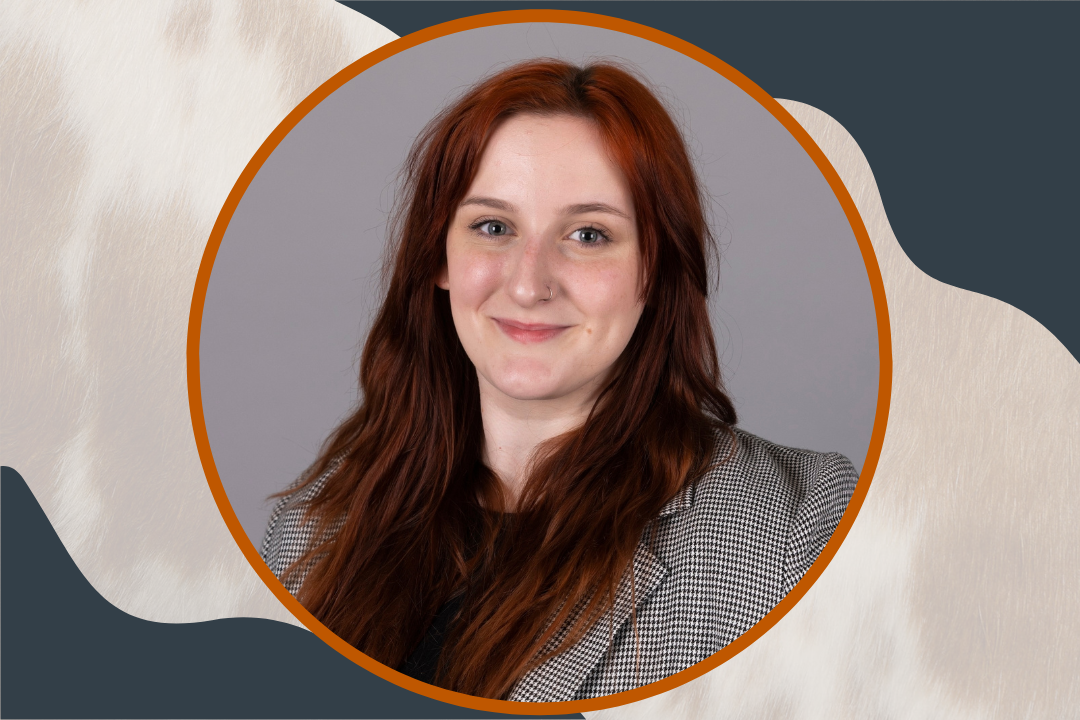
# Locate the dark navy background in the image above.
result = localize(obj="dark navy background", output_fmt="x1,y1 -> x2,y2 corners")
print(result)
3,3 -> 1077,719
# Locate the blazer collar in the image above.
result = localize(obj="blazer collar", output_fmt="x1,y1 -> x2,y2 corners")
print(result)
506,481 -> 696,702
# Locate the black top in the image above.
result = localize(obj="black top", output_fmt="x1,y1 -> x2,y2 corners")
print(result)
398,592 -> 466,684
398,507 -> 511,685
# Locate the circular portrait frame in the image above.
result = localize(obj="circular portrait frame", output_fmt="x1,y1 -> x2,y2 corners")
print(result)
188,9 -> 891,715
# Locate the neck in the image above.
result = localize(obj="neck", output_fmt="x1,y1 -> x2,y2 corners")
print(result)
477,378 -> 600,507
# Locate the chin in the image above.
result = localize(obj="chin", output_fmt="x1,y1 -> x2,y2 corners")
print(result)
483,361 -> 568,401
489,376 -> 566,402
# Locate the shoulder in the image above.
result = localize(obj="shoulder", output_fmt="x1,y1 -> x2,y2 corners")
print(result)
649,427 -> 858,634
692,428 -> 858,511
260,457 -> 345,593
736,430 -> 860,590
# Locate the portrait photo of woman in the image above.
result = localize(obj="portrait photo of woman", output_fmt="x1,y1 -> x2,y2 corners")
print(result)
199,21 -> 880,705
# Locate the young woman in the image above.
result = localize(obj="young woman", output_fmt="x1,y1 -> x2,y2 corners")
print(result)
261,58 -> 857,702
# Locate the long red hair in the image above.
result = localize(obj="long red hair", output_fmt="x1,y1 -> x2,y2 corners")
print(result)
283,59 -> 736,698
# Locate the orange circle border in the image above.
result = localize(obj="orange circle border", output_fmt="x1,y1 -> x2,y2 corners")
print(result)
187,9 -> 892,715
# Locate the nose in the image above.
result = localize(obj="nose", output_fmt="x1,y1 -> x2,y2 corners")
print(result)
506,234 -> 555,306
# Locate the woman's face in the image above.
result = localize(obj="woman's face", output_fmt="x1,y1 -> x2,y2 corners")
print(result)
437,113 -> 645,407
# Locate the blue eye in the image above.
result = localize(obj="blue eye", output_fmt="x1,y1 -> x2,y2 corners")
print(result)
480,220 -> 508,236
571,227 -> 608,244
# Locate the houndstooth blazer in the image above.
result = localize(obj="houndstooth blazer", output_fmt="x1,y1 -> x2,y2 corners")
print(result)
261,428 -> 858,702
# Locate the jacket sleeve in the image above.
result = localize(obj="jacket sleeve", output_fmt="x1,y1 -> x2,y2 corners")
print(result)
258,456 -> 346,592
782,452 -> 859,594
260,492 -> 293,577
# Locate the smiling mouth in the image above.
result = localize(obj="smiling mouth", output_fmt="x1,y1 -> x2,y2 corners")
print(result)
493,318 -> 572,344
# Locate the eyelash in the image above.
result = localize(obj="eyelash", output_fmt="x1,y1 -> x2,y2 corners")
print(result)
467,217 -> 613,246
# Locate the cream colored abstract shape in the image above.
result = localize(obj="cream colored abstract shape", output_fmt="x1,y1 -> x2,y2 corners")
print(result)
0,0 -> 398,625
585,102 -> 1080,719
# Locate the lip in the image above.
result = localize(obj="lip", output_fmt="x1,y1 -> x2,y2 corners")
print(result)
492,317 -> 572,344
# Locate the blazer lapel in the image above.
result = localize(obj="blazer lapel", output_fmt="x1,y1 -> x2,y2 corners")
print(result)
507,536 -> 670,702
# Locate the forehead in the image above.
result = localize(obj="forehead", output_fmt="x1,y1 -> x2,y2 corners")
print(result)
468,114 -> 633,210
484,113 -> 603,155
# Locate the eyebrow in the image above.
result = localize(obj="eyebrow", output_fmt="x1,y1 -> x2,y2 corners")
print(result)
458,196 -> 631,220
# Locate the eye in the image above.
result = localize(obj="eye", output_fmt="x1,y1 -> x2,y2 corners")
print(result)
569,226 -> 610,245
471,219 -> 510,237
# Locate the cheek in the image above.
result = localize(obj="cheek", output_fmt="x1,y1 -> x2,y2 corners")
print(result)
570,264 -> 644,335
447,248 -> 504,307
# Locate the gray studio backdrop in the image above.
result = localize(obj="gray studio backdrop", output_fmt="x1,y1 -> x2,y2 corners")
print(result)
200,23 -> 880,547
